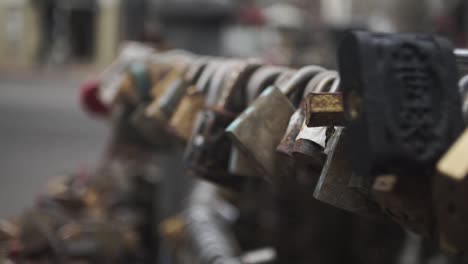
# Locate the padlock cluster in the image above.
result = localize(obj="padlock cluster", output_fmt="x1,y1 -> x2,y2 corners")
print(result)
3,31 -> 468,263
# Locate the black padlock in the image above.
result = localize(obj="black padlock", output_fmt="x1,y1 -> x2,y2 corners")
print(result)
339,31 -> 464,236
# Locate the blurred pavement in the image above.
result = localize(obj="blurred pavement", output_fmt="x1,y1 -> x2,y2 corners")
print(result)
0,69 -> 109,218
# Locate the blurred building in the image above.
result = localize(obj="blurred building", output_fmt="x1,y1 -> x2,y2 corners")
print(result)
0,0 -> 133,68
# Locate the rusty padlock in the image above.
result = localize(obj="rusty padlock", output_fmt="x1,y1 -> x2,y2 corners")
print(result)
313,128 -> 381,215
433,128 -> 468,254
339,31 -> 463,236
226,66 -> 323,181
291,70 -> 337,169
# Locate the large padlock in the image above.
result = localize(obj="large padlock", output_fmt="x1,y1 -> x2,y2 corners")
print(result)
226,66 -> 323,181
230,66 -> 289,178
433,128 -> 468,254
313,128 -> 381,215
168,60 -> 221,142
291,70 -> 337,169
339,31 -> 464,236
184,61 -> 262,188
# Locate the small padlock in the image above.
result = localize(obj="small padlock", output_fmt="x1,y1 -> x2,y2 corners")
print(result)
230,66 -> 288,177
226,66 -> 323,180
433,128 -> 468,254
276,67 -> 324,160
291,70 -> 337,169
339,31 -> 463,236
168,61 -> 221,142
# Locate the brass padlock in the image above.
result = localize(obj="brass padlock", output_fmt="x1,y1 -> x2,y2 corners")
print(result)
145,62 -> 193,122
229,66 -> 288,178
226,66 -> 323,180
291,70 -> 337,168
184,61 -> 262,188
168,60 -> 220,142
433,128 -> 468,254
314,128 -> 381,215
305,93 -> 345,127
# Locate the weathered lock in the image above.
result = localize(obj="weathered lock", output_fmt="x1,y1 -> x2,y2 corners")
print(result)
226,66 -> 323,181
230,66 -> 288,178
291,70 -> 337,169
339,31 -> 464,236
168,61 -> 220,142
313,128 -> 381,215
185,61 -> 262,188
275,67 -> 324,161
433,129 -> 468,254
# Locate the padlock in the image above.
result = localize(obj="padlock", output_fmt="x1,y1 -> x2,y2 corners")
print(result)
184,60 -> 262,189
230,66 -> 289,178
275,67 -> 324,159
129,63 -> 185,146
291,70 -> 337,169
226,66 -> 323,181
339,31 -> 464,236
433,128 -> 468,254
313,128 -> 381,215
168,61 -> 221,142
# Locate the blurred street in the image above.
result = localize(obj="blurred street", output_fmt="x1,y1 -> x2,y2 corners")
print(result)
0,70 -> 109,218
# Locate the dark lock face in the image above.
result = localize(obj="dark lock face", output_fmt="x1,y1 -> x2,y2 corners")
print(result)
339,31 -> 464,179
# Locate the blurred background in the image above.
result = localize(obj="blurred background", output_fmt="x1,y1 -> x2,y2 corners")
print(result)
0,0 -> 467,218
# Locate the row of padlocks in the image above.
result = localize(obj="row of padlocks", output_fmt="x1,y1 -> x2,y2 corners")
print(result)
2,31 -> 468,264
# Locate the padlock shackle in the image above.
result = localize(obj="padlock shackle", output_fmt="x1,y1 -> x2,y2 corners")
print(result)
316,71 -> 339,93
196,60 -> 223,94
302,71 -> 339,99
279,65 -> 325,96
185,59 -> 208,85
206,60 -> 242,107
246,66 -> 287,104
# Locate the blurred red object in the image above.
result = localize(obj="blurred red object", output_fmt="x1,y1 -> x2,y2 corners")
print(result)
80,79 -> 110,117
239,5 -> 265,26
